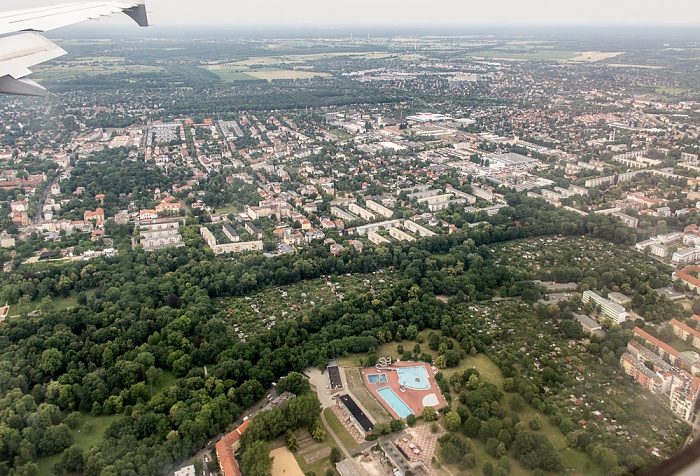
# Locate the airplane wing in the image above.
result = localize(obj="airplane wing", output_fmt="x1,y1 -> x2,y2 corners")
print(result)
0,2 -> 148,96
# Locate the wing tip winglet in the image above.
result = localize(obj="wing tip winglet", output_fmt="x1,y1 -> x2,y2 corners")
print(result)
125,3 -> 149,27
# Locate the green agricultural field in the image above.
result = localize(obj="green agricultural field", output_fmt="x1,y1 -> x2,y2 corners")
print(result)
205,65 -> 330,82
32,63 -> 163,81
468,49 -> 577,61
654,86 -> 688,95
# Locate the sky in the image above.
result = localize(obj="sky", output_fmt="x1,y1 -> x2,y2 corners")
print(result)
13,0 -> 700,26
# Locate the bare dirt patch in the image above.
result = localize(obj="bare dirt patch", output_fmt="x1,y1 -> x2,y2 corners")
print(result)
270,447 -> 305,476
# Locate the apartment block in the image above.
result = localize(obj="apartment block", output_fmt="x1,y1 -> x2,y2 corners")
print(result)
365,199 -> 394,218
582,290 -> 628,324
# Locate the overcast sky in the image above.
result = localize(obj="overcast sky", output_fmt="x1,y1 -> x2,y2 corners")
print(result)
14,0 -> 700,26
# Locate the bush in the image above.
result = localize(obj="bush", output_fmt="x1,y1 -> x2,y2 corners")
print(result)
330,447 -> 342,464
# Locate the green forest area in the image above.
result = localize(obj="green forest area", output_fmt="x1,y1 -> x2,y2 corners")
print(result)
0,194 -> 689,476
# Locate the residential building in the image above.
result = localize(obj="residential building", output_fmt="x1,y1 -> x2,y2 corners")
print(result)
582,290 -> 628,324
673,266 -> 700,293
84,208 -> 105,224
389,227 -> 415,242
355,219 -> 402,236
173,465 -> 195,476
201,227 -> 263,255
573,313 -> 603,335
403,220 -> 435,237
608,292 -> 631,306
365,199 -> 394,218
670,318 -> 700,350
139,209 -> 158,220
244,221 -> 263,239
633,327 -> 682,366
215,421 -> 249,476
673,247 -> 700,265
471,185 -> 493,201
348,203 -> 375,221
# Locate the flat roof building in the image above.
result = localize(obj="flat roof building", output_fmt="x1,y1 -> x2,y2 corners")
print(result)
583,290 -> 628,324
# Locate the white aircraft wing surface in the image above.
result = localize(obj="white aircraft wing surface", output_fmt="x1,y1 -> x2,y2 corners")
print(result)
0,2 -> 148,96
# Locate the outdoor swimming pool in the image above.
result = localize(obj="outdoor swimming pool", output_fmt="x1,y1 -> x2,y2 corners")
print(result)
397,365 -> 431,390
377,387 -> 414,418
367,373 -> 388,384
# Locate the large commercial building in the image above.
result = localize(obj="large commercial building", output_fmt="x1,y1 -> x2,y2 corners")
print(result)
582,290 -> 628,324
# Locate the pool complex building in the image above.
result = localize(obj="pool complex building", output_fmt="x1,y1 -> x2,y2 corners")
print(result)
360,361 -> 447,420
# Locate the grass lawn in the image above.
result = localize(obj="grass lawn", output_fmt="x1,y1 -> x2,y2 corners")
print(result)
323,408 -> 359,452
343,368 -> 391,423
327,128 -> 353,140
152,370 -> 177,395
338,330 -> 433,367
205,65 -> 329,82
7,290 -> 90,317
441,353 -> 505,388
654,86 -> 687,95
216,204 -> 240,215
663,333 -> 697,353
213,70 -> 258,81
37,414 -> 120,475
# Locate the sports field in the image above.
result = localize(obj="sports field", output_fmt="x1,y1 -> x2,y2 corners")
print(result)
270,446 -> 305,476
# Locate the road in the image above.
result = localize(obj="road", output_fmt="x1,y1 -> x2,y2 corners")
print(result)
177,388 -> 277,474
34,177 -> 55,224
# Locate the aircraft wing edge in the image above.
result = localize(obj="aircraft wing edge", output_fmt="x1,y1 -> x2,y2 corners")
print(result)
0,32 -> 67,96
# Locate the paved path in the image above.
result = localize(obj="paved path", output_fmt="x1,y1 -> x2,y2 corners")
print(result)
320,410 -> 366,474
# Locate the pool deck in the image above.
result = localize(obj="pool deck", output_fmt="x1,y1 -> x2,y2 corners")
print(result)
360,361 -> 447,420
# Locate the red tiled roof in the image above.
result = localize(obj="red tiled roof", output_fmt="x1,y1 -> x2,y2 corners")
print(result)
675,266 -> 700,290
215,420 -> 250,476
634,327 -> 680,358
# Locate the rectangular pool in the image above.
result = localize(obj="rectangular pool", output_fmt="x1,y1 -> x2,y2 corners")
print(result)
367,374 -> 388,384
377,387 -> 414,418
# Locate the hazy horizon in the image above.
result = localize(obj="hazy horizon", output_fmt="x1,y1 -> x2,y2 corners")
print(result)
12,0 -> 700,27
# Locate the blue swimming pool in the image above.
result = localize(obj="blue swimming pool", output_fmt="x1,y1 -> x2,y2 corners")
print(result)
397,365 -> 431,390
367,374 -> 388,384
377,387 -> 414,418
